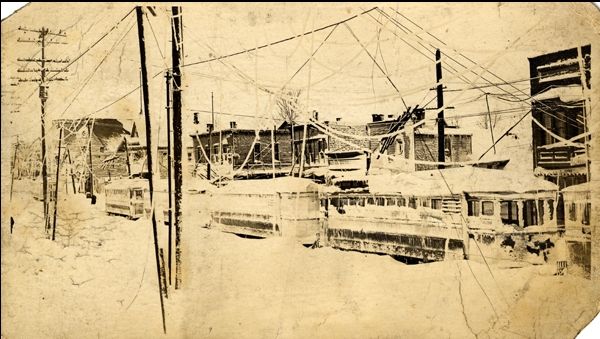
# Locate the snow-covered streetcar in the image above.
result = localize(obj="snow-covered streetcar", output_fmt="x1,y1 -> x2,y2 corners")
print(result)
104,178 -> 148,219
325,167 -> 563,264
208,177 -> 322,245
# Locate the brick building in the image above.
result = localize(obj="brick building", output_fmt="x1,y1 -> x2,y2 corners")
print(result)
366,113 -> 473,172
190,122 -> 292,178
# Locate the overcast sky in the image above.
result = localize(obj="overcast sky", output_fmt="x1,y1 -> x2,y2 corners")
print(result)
2,3 -> 600,174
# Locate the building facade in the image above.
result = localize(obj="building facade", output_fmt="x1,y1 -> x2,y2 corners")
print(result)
529,45 -> 591,189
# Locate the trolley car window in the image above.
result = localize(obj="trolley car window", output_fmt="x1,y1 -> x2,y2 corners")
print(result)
538,200 -> 545,224
408,197 -> 417,209
568,203 -> 577,221
500,200 -> 519,225
467,200 -> 480,216
397,197 -> 406,207
523,200 -> 538,226
431,199 -> 442,210
548,199 -> 554,220
482,201 -> 494,216
583,202 -> 591,225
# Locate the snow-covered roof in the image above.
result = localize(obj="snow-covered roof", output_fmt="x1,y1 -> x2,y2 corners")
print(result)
369,167 -> 557,195
217,177 -> 319,194
416,127 -> 472,136
533,85 -> 584,102
538,141 -> 584,150
105,178 -> 148,189
561,182 -> 591,193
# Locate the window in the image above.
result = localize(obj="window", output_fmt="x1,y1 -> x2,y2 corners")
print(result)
548,199 -> 554,220
395,140 -> 404,156
274,143 -> 280,161
500,200 -> 519,225
568,203 -> 577,221
408,197 -> 417,209
537,200 -> 545,224
482,201 -> 494,216
583,202 -> 591,225
444,135 -> 452,159
468,200 -> 480,216
422,199 -> 430,208
253,143 -> 261,163
431,199 -> 442,210
397,197 -> 406,207
523,200 -> 538,226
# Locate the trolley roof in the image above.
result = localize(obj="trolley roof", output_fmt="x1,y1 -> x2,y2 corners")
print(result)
217,177 -> 319,194
369,167 -> 558,195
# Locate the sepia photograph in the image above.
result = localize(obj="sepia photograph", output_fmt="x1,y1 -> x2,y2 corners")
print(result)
1,2 -> 599,338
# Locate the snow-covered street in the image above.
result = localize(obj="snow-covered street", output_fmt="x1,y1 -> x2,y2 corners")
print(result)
2,180 -> 598,338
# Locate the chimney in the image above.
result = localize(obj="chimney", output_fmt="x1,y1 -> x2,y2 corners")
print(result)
193,112 -> 199,125
230,121 -> 237,129
312,110 -> 319,121
206,123 -> 213,132
387,114 -> 395,120
324,120 -> 330,125
336,117 -> 342,122
372,114 -> 383,122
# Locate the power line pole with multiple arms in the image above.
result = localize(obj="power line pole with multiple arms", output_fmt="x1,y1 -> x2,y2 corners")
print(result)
15,26 -> 69,227
435,49 -> 445,169
171,5 -> 184,290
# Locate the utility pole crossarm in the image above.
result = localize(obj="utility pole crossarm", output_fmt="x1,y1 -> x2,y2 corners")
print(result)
17,57 -> 70,63
18,26 -> 66,36
18,68 -> 69,73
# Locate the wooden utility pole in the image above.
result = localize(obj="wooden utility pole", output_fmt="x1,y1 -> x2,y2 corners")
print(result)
51,127 -> 63,241
66,148 -> 76,194
299,124 -> 308,177
435,49 -> 445,169
16,26 -> 68,225
165,70 -> 174,285
207,92 -> 213,180
87,121 -> 96,204
123,137 -> 132,177
484,94 -> 496,154
171,5 -> 184,290
271,126 -> 276,178
136,6 -> 166,333
10,136 -> 20,201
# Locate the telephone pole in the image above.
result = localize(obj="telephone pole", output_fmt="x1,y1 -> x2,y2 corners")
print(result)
165,70 -> 174,285
136,6 -> 166,333
16,26 -> 69,225
207,92 -> 213,180
435,49 -> 445,169
171,5 -> 184,290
